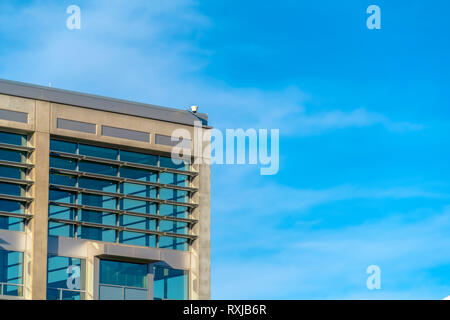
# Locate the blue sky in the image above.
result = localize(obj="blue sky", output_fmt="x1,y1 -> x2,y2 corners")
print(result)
1,0 -> 450,299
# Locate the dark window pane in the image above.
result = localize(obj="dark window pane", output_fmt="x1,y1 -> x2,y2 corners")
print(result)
0,132 -> 26,146
153,266 -> 188,300
120,167 -> 157,182
160,189 -> 188,203
79,161 -> 117,176
159,236 -> 189,251
100,260 -> 147,288
159,173 -> 189,187
0,199 -> 24,214
0,216 -> 24,231
80,193 -> 116,209
159,220 -> 188,235
50,173 -> 77,187
0,182 -> 24,196
120,215 -> 156,231
0,149 -> 25,163
79,226 -> 115,242
120,151 -> 157,166
50,156 -> 77,170
80,210 -> 116,226
0,165 -> 25,179
50,140 -> 77,154
49,190 -> 77,204
159,156 -> 189,171
119,231 -> 156,247
79,144 -> 118,160
79,178 -> 116,193
47,256 -> 85,290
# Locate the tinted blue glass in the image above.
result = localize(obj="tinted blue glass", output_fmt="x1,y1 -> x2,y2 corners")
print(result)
48,222 -> 76,237
160,189 -> 188,203
80,210 -> 116,226
48,205 -> 75,220
120,199 -> 157,214
47,256 -> 84,290
49,173 -> 77,187
62,291 -> 84,300
120,231 -> 156,247
159,156 -> 188,171
159,220 -> 188,235
121,183 -> 157,198
0,149 -> 24,163
50,140 -> 77,154
153,266 -> 188,300
49,190 -> 77,204
159,236 -> 189,251
100,260 -> 148,288
0,182 -> 24,196
120,167 -> 157,182
79,161 -> 117,176
0,216 -> 24,231
159,205 -> 189,218
80,193 -> 116,209
0,199 -> 24,214
120,215 -> 156,231
50,156 -> 77,170
0,250 -> 24,289
79,226 -> 115,242
159,173 -> 189,187
0,165 -> 24,179
79,178 -> 116,193
120,151 -> 157,166
79,144 -> 118,160
0,132 -> 26,146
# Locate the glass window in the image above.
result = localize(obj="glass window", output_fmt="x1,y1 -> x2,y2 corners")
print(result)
159,173 -> 189,187
79,178 -> 116,193
120,199 -> 157,215
0,182 -> 25,197
0,199 -> 24,214
0,250 -> 23,297
80,210 -> 116,226
120,151 -> 157,166
79,161 -> 117,176
119,231 -> 156,247
160,156 -> 189,171
50,140 -> 77,154
0,165 -> 25,180
49,189 -> 77,204
159,205 -> 189,219
49,205 -> 76,220
121,183 -> 157,198
120,215 -> 156,231
153,266 -> 188,300
48,222 -> 77,238
79,144 -> 118,160
47,255 -> 85,300
100,260 -> 148,288
159,220 -> 188,235
79,226 -> 116,242
50,156 -> 77,170
0,132 -> 26,146
80,193 -> 116,210
159,236 -> 189,251
0,216 -> 24,231
160,189 -> 189,203
120,167 -> 157,182
0,149 -> 25,163
50,173 -> 77,187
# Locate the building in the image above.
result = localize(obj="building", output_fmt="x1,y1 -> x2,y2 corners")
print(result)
0,79 -> 211,300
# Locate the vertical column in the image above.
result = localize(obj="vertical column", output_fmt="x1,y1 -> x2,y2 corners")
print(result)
30,101 -> 51,299
198,127 -> 211,300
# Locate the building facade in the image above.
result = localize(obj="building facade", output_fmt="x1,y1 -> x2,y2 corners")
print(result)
0,79 -> 211,300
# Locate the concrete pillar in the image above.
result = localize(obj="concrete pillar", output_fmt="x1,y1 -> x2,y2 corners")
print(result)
30,101 -> 50,299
